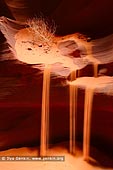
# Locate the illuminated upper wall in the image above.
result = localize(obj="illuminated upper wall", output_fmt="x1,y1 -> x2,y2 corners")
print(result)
0,0 -> 113,37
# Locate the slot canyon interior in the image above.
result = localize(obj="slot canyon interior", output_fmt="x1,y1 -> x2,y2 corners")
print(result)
0,0 -> 113,169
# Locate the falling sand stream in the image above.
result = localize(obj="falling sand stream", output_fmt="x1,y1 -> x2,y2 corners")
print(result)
83,87 -> 94,161
83,63 -> 98,160
40,65 -> 51,156
69,70 -> 77,155
69,74 -> 113,161
40,64 -> 96,158
69,62 -> 98,156
69,64 -> 98,160
69,82 -> 94,160
40,64 -> 95,160
83,63 -> 99,160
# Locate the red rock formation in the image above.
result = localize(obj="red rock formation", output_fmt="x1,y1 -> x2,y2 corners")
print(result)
0,1 -> 113,165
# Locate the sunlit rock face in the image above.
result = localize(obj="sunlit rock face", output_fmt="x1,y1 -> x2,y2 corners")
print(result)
0,17 -> 89,76
58,40 -> 81,57
1,16 -> 113,76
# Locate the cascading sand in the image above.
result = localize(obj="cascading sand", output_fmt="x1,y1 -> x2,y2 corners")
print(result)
69,76 -> 113,161
40,65 -> 51,156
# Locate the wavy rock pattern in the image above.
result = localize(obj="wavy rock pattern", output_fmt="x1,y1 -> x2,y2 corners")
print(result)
0,0 -> 113,36
0,13 -> 113,164
1,16 -> 113,75
4,0 -> 32,21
